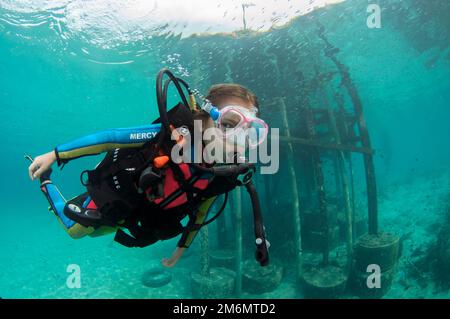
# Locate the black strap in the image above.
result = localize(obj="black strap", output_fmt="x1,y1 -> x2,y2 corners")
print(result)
80,170 -> 90,186
114,228 -> 158,248
177,193 -> 228,248
157,167 -> 204,208
200,192 -> 228,227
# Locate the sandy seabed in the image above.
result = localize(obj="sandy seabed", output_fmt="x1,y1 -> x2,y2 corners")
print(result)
1,168 -> 449,299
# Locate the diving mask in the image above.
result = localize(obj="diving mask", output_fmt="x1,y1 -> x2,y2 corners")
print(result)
201,100 -> 269,148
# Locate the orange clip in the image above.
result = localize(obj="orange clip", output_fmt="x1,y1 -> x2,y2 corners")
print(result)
154,155 -> 169,168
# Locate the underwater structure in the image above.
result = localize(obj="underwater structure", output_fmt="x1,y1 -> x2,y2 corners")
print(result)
1,0 -> 448,299
159,2 -> 409,299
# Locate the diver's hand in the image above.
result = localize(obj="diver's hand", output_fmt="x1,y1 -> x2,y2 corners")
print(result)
28,151 -> 56,180
161,247 -> 186,268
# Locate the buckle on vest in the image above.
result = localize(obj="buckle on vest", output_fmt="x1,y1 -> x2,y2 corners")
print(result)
237,166 -> 255,185
138,166 -> 162,190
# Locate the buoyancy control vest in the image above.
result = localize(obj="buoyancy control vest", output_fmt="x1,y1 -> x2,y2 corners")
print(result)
80,102 -> 245,248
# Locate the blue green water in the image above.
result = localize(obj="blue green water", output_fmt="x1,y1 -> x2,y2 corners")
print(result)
1,0 -> 449,299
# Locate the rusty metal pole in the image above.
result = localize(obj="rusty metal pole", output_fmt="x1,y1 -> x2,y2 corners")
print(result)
305,108 -> 330,265
319,82 -> 355,265
200,226 -> 210,277
317,24 -> 378,235
333,154 -> 343,200
279,97 -> 303,278
216,205 -> 227,249
234,188 -> 243,297
325,101 -> 354,266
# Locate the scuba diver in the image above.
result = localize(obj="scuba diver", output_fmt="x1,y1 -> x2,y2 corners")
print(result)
27,69 -> 270,268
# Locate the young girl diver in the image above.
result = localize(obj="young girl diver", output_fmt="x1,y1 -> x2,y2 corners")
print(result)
27,69 -> 270,268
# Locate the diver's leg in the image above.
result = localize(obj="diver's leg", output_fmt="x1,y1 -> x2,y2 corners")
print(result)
40,180 -> 94,238
79,196 -> 118,237
25,154 -> 93,238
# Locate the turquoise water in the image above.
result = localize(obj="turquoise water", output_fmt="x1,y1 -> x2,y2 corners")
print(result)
1,0 -> 449,299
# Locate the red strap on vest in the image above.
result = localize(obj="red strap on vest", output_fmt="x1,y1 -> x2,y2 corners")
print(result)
150,164 -> 209,209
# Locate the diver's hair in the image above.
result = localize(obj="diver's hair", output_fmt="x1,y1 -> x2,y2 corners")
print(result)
206,83 -> 259,108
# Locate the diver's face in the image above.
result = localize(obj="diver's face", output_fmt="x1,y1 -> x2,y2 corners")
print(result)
203,97 -> 255,162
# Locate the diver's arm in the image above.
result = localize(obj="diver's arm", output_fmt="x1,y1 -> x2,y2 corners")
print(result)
28,150 -> 57,180
160,210 -> 205,267
161,197 -> 217,268
177,197 -> 217,249
161,247 -> 186,268
54,123 -> 161,166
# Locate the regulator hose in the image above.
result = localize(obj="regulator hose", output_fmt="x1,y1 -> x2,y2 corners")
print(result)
246,180 -> 270,266
155,68 -> 190,134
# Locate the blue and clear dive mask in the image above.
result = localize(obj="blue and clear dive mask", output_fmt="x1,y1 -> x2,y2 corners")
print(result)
201,100 -> 269,148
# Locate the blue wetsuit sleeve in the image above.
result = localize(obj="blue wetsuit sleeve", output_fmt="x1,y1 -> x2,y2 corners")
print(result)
54,123 -> 161,165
